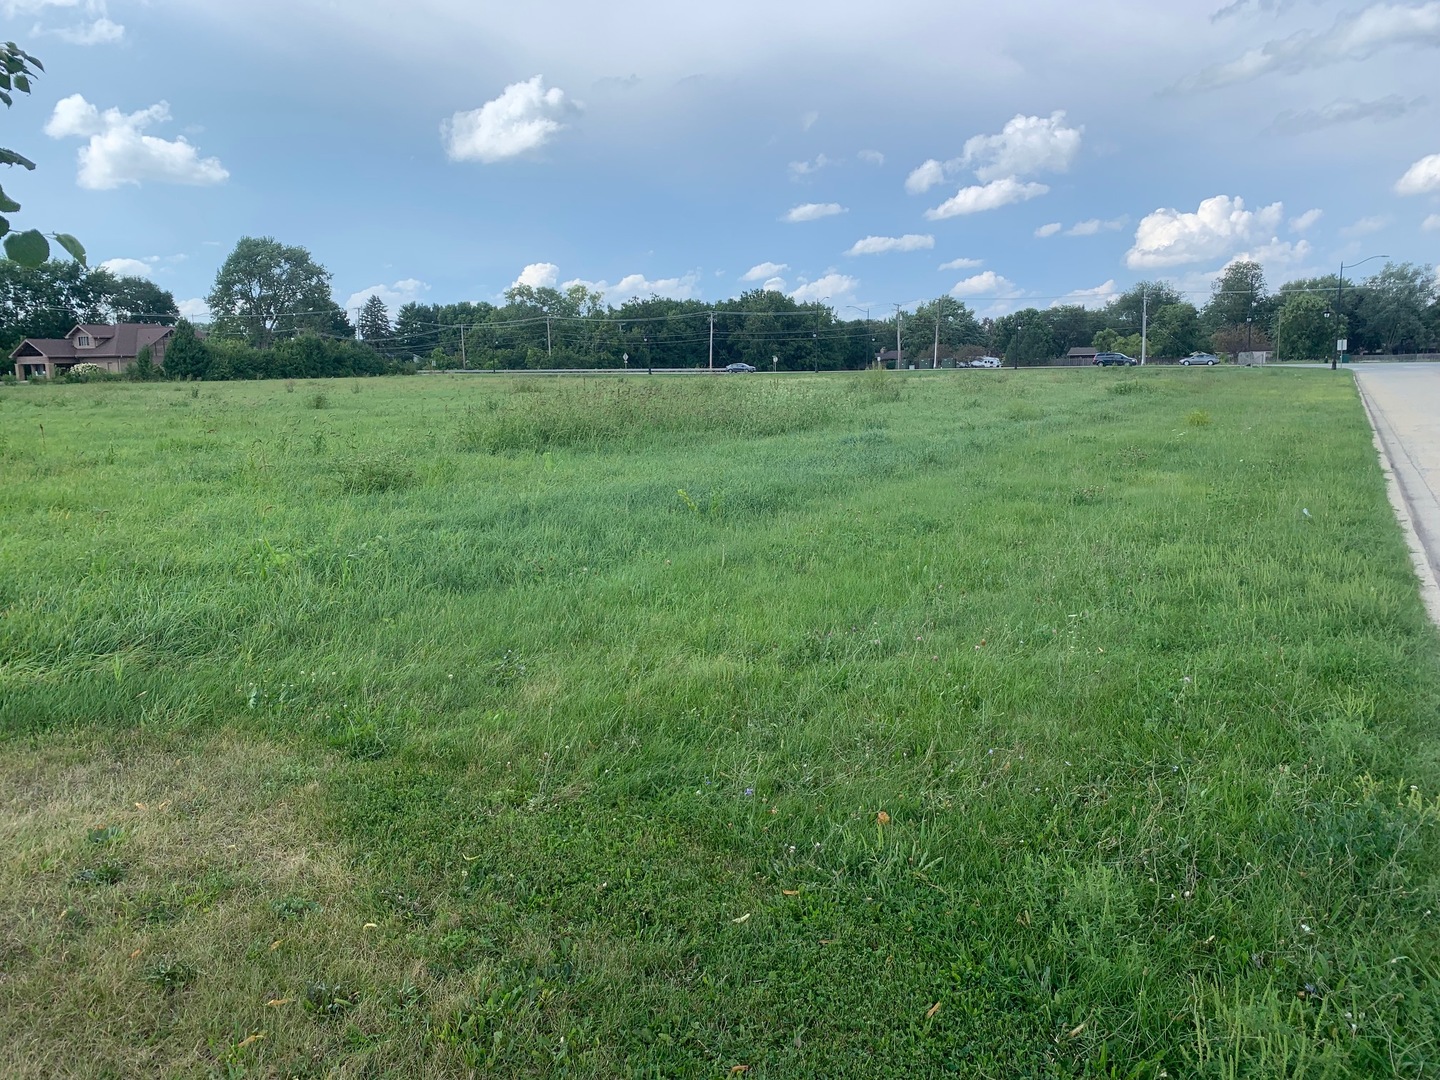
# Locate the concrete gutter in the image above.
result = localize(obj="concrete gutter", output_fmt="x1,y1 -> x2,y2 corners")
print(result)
1353,372 -> 1440,629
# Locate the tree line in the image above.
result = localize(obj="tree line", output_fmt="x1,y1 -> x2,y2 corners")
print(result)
6,236 -> 1439,380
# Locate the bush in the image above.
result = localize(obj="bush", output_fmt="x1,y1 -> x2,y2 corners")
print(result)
57,363 -> 118,383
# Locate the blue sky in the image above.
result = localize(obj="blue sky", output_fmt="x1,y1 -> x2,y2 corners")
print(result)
6,0 -> 1440,321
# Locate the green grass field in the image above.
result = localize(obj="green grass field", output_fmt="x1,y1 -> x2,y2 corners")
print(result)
2,368 -> 1439,1078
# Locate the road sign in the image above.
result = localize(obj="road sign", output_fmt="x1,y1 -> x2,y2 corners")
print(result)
1337,339 -> 1348,352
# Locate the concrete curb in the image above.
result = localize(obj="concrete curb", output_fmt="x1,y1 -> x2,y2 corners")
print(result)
1354,374 -> 1440,629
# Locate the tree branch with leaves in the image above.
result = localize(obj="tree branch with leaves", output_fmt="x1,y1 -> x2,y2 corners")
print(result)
1,42 -> 84,267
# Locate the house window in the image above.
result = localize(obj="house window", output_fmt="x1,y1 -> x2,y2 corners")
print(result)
76,334 -> 92,347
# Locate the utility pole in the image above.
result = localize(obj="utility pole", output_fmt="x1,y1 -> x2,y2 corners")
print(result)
894,303 -> 903,370
1140,286 -> 1148,366
933,300 -> 941,369
459,323 -> 467,369
546,316 -> 552,359
708,311 -> 714,371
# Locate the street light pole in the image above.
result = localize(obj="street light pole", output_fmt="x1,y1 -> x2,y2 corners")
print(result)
1332,254 -> 1389,369
894,303 -> 903,370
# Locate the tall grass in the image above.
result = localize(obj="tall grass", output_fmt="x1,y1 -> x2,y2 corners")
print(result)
2,369 -> 1439,1077
455,376 -> 844,452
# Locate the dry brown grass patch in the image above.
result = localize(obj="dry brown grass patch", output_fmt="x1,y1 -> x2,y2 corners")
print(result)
0,730 -> 463,1078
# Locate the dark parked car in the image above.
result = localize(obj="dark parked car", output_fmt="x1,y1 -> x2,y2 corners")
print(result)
1094,352 -> 1137,366
724,363 -> 757,373
1180,353 -> 1219,366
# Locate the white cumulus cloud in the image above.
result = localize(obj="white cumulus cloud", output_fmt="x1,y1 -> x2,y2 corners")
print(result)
960,111 -> 1082,182
925,178 -> 1048,220
741,261 -> 789,282
1424,214 -> 1440,231
1396,152 -> 1440,195
907,112 -> 1078,202
858,149 -> 884,165
44,95 -> 228,190
1341,215 -> 1389,237
938,257 -> 983,271
177,298 -> 210,321
1066,217 -> 1127,236
950,271 -> 1016,297
1035,222 -> 1062,238
905,159 -> 947,194
1290,208 -> 1324,232
783,202 -> 846,223
344,278 -> 431,315
1126,195 -> 1285,269
99,257 -> 153,278
790,272 -> 858,304
1231,238 -> 1313,274
443,75 -> 570,163
845,234 -> 934,256
1053,281 -> 1119,308
563,271 -> 700,305
512,262 -> 560,289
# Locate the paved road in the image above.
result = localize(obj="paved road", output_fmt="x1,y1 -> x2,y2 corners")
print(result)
1352,364 -> 1440,625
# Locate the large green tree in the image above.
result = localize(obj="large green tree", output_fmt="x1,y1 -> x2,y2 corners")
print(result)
358,294 -> 392,350
1146,301 -> 1203,359
1274,292 -> 1334,360
1,42 -> 84,268
108,275 -> 180,324
1104,281 -> 1185,334
907,296 -> 984,364
1355,262 -> 1438,354
161,319 -> 212,379
1203,261 -> 1266,329
206,237 -> 347,346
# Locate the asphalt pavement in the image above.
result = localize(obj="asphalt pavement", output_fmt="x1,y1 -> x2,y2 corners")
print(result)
1352,363 -> 1440,626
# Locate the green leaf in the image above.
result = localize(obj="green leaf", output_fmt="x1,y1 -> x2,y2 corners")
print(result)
0,215 -> 8,238
3,228 -> 48,267
12,74 -> 27,93
54,233 -> 86,265
0,147 -> 36,170
0,184 -> 18,213
0,91 -> 10,109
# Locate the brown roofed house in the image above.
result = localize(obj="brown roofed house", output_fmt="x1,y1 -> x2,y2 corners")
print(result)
11,323 -> 176,380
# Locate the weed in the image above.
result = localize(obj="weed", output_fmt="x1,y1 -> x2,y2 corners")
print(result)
1187,408 -> 1212,426
86,825 -> 125,846
71,862 -> 126,886
489,650 -> 527,687
332,452 -> 413,494
302,981 -> 360,1018
144,958 -> 198,991
853,366 -> 903,402
1109,379 -> 1151,395
270,896 -> 321,920
307,391 -> 329,410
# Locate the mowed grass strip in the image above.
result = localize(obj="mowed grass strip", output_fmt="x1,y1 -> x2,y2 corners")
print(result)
1,369 -> 1438,1077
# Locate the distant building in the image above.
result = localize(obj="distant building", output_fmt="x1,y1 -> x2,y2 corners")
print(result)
1066,347 -> 1098,365
876,349 -> 905,368
11,323 -> 175,380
